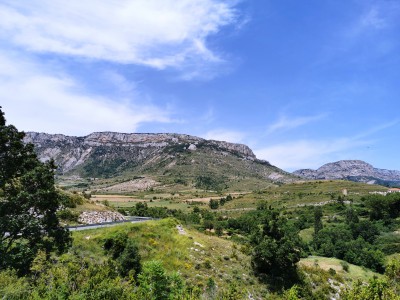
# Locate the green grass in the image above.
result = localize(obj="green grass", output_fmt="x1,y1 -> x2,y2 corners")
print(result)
299,227 -> 314,243
300,256 -> 382,283
71,218 -> 264,295
219,180 -> 387,211
61,175 -> 389,222
90,180 -> 388,219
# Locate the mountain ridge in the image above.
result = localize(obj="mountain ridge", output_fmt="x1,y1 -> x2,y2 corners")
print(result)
24,131 -> 257,171
294,160 -> 400,187
24,131 -> 296,190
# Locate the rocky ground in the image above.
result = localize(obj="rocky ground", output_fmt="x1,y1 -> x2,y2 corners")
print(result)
98,178 -> 159,192
78,211 -> 125,224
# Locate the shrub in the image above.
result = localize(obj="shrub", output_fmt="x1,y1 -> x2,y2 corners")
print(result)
328,268 -> 337,276
209,199 -> 219,209
204,259 -> 212,269
57,209 -> 79,222
117,240 -> 141,278
341,261 -> 349,272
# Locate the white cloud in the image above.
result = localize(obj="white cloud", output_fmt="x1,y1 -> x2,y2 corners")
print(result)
267,114 -> 326,134
256,120 -> 400,171
202,129 -> 245,143
104,71 -> 138,94
199,107 -> 215,124
254,138 -> 370,171
0,0 -> 237,71
350,2 -> 400,36
353,120 -> 400,139
360,7 -> 387,30
0,51 -> 173,136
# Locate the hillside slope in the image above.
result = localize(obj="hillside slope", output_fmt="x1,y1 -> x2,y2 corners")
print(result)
294,160 -> 400,186
24,132 -> 296,190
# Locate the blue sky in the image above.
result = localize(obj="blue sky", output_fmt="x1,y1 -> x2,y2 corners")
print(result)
1,0 -> 399,171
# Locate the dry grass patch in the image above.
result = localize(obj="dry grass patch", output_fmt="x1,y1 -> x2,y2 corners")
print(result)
300,256 -> 382,283
72,218 -> 264,296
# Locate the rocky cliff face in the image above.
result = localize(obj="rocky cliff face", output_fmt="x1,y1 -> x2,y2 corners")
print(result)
24,131 -> 294,185
294,160 -> 400,186
24,132 -> 256,173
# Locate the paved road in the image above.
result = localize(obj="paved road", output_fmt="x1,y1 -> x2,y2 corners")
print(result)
68,217 -> 154,231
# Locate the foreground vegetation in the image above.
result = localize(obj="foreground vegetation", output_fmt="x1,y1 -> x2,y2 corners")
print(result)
52,178 -> 400,298
1,217 -> 400,299
2,106 -> 400,299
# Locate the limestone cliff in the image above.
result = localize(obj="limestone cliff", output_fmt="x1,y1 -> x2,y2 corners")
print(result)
24,131 -> 295,185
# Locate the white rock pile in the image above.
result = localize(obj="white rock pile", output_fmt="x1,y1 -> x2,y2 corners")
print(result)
78,211 -> 125,224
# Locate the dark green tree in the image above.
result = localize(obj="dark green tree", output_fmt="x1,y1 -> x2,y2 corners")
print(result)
0,107 -> 71,274
364,193 -> 400,222
251,209 -> 302,286
209,199 -> 219,209
314,206 -> 323,234
345,207 -> 359,225
103,232 -> 141,278
117,240 -> 141,278
137,260 -> 184,300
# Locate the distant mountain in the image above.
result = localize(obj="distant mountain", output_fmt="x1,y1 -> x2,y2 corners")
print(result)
24,132 -> 296,190
293,160 -> 400,187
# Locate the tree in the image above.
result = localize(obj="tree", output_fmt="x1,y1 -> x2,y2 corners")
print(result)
209,199 -> 219,209
251,209 -> 302,286
137,260 -> 185,300
345,207 -> 359,225
117,240 -> 141,278
103,232 -> 141,278
0,107 -> 71,274
314,206 -> 323,234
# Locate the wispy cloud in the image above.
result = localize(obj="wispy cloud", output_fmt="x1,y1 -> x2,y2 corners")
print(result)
312,1 -> 400,68
353,120 -> 400,140
256,121 -> 399,171
103,71 -> 138,94
267,114 -> 326,134
255,138 -> 370,171
0,50 -> 173,136
0,0 -> 238,75
349,2 -> 400,36
359,7 -> 387,30
199,107 -> 216,125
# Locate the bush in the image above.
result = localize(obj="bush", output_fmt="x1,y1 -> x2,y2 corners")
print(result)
341,261 -> 349,272
117,240 -> 141,278
104,232 -> 128,259
204,259 -> 212,269
57,209 -> 79,222
60,192 -> 85,208
137,260 -> 185,300
103,233 -> 141,278
328,268 -> 336,276
209,199 -> 219,209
